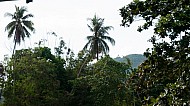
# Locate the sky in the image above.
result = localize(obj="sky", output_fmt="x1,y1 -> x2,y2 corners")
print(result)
0,0 -> 153,61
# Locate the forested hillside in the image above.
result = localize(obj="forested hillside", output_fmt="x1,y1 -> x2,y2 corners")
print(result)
114,54 -> 146,68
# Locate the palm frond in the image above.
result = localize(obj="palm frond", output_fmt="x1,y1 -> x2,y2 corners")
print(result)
99,26 -> 113,35
87,24 -> 93,32
103,42 -> 110,54
4,12 -> 14,18
104,26 -> 114,30
101,36 -> 115,46
22,21 -> 35,32
83,40 -> 91,50
20,6 -> 27,13
7,25 -> 15,38
5,21 -> 16,31
23,26 -> 31,37
22,14 -> 34,20
99,39 -> 110,54
20,28 -> 26,41
16,6 -> 27,18
86,35 -> 94,40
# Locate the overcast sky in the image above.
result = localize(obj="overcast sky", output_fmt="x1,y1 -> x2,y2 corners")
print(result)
0,0 -> 153,61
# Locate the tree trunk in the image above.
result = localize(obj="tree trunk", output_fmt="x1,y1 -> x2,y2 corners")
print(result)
96,51 -> 98,60
77,54 -> 92,77
13,40 -> 16,55
96,41 -> 99,60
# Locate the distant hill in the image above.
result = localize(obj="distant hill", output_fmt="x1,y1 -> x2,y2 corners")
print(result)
114,54 -> 146,68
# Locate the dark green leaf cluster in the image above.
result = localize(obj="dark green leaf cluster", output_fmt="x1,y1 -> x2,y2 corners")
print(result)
2,47 -> 74,106
0,47 -> 134,106
69,56 -> 133,106
120,0 -> 190,105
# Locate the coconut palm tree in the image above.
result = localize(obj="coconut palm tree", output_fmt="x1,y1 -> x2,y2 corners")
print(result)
5,5 -> 35,55
83,15 -> 115,60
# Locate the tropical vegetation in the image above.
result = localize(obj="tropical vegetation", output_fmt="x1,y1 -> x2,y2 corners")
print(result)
0,0 -> 190,105
120,0 -> 190,105
83,15 -> 115,60
5,5 -> 35,54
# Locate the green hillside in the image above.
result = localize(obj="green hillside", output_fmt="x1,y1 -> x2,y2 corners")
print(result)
114,54 -> 146,68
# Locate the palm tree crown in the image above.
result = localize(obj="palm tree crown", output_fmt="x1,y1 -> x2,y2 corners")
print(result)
83,15 -> 115,60
5,5 -> 35,54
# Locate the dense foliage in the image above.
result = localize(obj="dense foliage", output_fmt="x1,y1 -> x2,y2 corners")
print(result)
3,47 -> 72,106
69,56 -> 131,106
2,1 -> 190,105
0,46 -> 132,106
120,0 -> 190,105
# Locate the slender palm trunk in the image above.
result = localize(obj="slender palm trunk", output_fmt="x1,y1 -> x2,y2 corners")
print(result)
96,39 -> 99,60
12,41 -> 16,103
96,47 -> 99,60
77,54 -> 93,77
13,41 -> 16,55
77,56 -> 88,77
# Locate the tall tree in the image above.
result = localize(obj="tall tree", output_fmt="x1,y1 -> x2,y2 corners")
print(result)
5,5 -> 35,55
83,15 -> 115,60
120,0 -> 190,105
